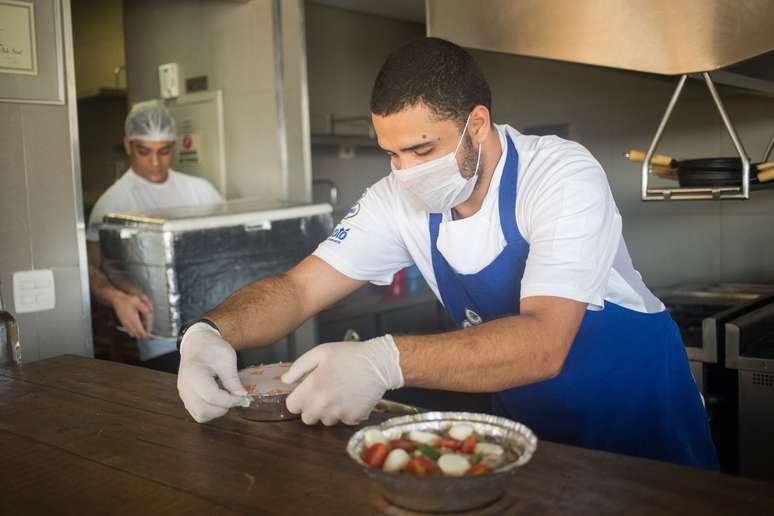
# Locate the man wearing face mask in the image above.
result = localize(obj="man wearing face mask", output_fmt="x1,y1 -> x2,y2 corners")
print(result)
176,38 -> 718,470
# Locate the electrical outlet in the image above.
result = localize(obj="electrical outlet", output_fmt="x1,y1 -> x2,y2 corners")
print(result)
13,269 -> 55,313
159,63 -> 180,99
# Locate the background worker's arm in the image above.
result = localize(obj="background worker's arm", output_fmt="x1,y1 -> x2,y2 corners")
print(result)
87,241 -> 153,339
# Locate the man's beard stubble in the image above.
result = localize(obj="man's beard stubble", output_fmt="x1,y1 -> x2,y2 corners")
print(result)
460,134 -> 482,190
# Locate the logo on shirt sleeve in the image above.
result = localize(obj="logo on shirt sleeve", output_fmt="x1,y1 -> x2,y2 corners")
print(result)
327,226 -> 350,245
343,202 -> 360,220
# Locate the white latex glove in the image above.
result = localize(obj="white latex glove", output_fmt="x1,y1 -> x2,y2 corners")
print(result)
177,322 -> 252,423
282,335 -> 404,426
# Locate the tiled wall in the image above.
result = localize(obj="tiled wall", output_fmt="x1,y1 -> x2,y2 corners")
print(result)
308,6 -> 774,290
0,104 -> 90,361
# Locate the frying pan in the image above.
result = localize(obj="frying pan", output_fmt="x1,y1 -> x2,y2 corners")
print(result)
625,149 -> 774,189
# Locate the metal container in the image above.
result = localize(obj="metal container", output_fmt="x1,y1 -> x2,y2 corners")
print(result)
98,199 -> 333,339
236,363 -> 298,422
0,281 -> 21,367
237,392 -> 296,422
347,412 -> 537,513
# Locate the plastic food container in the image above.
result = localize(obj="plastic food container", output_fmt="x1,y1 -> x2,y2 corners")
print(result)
236,362 -> 299,422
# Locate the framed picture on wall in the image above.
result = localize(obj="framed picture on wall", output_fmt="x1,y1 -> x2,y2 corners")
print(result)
0,0 -> 64,104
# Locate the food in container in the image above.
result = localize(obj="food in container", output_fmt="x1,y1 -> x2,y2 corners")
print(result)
347,412 -> 537,513
358,423 -> 514,477
236,362 -> 299,421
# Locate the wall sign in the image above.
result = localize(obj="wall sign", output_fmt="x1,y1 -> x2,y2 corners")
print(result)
0,0 -> 63,104
0,1 -> 37,75
177,133 -> 202,165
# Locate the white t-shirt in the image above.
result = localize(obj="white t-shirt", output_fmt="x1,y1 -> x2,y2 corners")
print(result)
87,168 -> 224,360
313,124 -> 664,314
86,168 -> 224,242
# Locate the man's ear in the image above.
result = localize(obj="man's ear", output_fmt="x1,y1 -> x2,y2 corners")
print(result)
123,136 -> 131,156
469,105 -> 491,145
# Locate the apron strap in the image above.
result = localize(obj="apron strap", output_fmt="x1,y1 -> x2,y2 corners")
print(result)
429,133 -> 523,320
499,134 -> 521,246
429,213 -> 456,312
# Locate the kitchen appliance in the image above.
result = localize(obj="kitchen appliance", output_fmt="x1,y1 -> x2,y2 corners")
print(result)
725,295 -> 774,481
99,199 -> 333,341
659,283 -> 774,473
659,284 -> 773,384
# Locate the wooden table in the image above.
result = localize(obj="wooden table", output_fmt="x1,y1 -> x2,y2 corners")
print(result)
1,356 -> 772,515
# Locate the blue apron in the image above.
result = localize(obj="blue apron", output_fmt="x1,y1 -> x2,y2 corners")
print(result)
428,134 -> 719,470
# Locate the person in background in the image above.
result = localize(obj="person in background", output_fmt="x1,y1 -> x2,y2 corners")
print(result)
87,104 -> 224,373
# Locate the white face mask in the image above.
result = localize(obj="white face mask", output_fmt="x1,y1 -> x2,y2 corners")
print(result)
391,114 -> 482,213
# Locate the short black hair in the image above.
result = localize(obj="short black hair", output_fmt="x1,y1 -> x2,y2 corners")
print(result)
370,37 -> 492,128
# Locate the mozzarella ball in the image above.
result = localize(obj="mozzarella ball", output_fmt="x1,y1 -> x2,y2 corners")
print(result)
474,442 -> 504,457
409,430 -> 440,445
448,424 -> 474,441
364,429 -> 388,448
438,454 -> 470,476
382,448 -> 411,473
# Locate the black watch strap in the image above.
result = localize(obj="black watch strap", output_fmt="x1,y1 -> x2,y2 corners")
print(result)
177,318 -> 221,351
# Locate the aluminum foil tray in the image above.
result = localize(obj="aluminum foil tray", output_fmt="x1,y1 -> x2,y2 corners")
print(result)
347,412 -> 537,513
236,362 -> 299,422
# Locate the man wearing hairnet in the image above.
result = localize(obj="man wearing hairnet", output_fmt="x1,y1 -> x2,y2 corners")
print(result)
87,104 -> 224,373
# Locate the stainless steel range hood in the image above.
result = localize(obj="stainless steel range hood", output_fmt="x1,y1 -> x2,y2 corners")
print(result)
427,0 -> 774,201
426,0 -> 774,76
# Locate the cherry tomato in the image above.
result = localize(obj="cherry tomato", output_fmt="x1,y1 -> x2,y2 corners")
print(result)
436,438 -> 461,450
361,443 -> 389,469
461,435 -> 477,454
389,439 -> 415,452
403,455 -> 436,476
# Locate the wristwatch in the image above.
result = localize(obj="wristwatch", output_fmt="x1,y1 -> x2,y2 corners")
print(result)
177,318 -> 221,351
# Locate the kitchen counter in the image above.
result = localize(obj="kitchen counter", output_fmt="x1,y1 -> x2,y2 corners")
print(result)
1,356 -> 773,515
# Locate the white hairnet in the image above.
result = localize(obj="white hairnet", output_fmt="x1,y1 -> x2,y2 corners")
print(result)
125,104 -> 177,142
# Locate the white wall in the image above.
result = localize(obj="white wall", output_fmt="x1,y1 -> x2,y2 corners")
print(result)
306,5 -> 774,289
124,0 -> 310,203
281,0 -> 313,203
0,0 -> 92,362
476,51 -> 774,288
305,2 -> 424,135
306,2 -> 423,215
